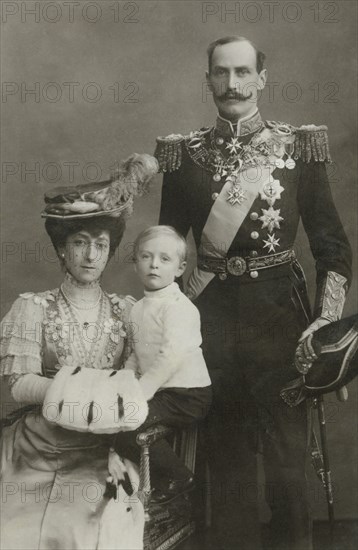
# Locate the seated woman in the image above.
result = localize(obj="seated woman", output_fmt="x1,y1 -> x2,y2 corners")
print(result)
0,154 -> 158,550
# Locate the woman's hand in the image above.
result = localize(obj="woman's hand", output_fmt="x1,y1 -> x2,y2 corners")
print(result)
107,448 -> 126,486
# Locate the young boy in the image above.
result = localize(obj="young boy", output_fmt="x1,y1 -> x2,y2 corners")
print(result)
109,225 -> 212,503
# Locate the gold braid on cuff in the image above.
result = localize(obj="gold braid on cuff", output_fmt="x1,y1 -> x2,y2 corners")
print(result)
317,271 -> 347,323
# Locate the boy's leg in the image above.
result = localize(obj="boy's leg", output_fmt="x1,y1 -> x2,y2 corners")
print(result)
114,387 -> 212,487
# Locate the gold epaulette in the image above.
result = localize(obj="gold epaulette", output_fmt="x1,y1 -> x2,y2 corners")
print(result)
294,125 -> 331,163
154,134 -> 185,173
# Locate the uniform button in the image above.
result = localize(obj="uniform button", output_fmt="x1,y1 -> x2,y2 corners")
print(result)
219,273 -> 227,281
249,250 -> 258,258
213,174 -> 221,182
250,271 -> 259,279
250,212 -> 259,221
216,137 -> 224,145
250,231 -> 259,240
212,192 -> 219,201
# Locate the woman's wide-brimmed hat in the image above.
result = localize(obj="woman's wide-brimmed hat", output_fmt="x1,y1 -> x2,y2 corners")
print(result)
42,153 -> 158,220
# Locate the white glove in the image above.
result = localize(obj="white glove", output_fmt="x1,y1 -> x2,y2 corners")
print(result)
107,448 -> 127,486
298,317 -> 331,343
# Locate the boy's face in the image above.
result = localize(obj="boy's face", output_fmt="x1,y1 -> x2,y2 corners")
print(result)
135,235 -> 186,291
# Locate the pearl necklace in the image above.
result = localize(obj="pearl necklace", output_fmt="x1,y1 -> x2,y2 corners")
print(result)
60,285 -> 102,310
60,291 -> 107,367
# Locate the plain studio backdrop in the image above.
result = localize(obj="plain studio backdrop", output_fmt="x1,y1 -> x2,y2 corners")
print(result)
1,0 -> 357,523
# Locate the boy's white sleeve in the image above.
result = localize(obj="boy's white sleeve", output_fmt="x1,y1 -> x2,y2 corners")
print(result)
139,300 -> 202,401
124,351 -> 140,375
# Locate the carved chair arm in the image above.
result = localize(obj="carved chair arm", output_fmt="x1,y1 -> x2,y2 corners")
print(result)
136,424 -> 174,519
136,424 -> 173,447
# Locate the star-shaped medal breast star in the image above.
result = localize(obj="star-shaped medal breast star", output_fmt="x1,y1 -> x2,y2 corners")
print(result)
225,137 -> 242,155
263,233 -> 280,253
259,180 -> 284,206
259,207 -> 284,232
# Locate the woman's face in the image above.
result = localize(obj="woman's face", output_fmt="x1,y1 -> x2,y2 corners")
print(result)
61,230 -> 111,284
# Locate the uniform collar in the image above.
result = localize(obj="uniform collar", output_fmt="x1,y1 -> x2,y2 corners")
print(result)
215,109 -> 263,138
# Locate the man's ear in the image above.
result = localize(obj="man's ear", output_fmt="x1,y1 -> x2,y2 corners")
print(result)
258,69 -> 267,90
206,71 -> 214,92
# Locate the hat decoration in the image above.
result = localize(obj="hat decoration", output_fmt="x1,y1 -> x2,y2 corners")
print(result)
42,153 -> 159,219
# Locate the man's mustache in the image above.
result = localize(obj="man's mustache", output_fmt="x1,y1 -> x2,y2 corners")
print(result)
217,91 -> 254,102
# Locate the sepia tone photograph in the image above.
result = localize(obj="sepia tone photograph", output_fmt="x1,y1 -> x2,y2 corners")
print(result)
1,1 -> 357,549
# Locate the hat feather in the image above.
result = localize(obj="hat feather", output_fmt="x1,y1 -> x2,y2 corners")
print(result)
100,153 -> 158,213
42,153 -> 158,219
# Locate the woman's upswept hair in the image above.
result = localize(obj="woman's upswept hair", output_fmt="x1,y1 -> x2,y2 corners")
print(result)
45,216 -> 126,262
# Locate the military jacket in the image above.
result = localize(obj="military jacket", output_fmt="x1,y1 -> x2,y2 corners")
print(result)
157,111 -> 352,319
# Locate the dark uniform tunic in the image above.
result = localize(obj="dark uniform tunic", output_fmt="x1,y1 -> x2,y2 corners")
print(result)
157,111 -> 352,550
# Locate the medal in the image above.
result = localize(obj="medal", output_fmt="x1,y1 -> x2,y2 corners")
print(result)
285,158 -> 296,170
272,140 -> 285,168
212,159 -> 228,181
263,233 -> 280,253
285,142 -> 296,169
275,158 -> 285,169
259,207 -> 284,232
227,183 -> 247,206
225,137 -> 242,155
259,179 -> 284,206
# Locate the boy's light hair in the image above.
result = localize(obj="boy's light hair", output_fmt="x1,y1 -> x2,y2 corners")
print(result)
133,225 -> 188,263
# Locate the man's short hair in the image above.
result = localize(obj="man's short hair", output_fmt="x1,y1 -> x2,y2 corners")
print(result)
207,36 -> 266,74
133,225 -> 188,263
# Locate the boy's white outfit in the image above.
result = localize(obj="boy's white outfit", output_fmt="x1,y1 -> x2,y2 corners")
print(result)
115,282 -> 212,486
125,282 -> 211,398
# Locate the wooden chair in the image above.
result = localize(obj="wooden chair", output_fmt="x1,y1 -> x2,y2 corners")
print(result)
136,424 -> 201,550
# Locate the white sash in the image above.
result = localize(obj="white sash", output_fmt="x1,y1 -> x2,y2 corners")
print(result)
186,165 -> 275,300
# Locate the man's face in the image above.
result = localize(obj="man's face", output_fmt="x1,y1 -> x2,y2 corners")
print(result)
206,41 -> 267,121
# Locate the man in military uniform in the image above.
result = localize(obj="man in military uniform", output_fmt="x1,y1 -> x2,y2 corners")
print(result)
156,36 -> 352,550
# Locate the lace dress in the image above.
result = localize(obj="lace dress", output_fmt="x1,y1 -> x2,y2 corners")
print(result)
0,288 -> 144,550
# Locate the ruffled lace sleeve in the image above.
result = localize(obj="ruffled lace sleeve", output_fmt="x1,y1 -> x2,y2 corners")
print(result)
0,293 -> 46,376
